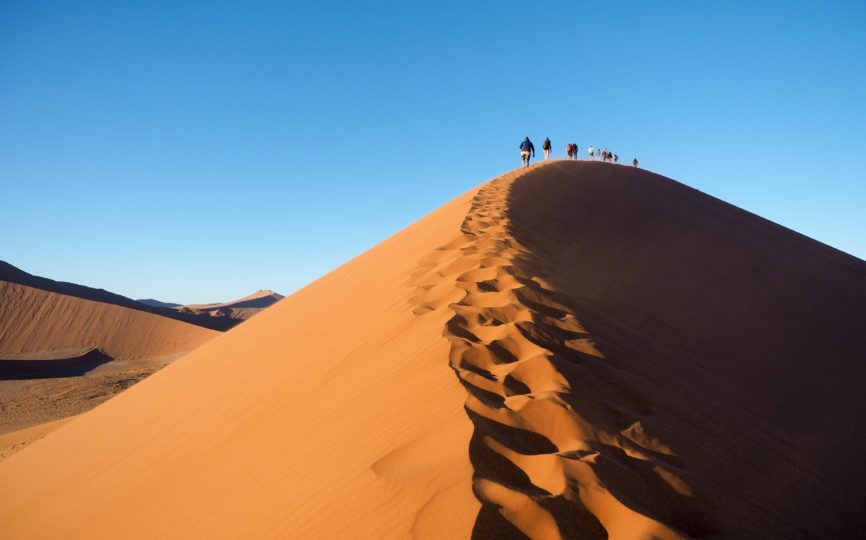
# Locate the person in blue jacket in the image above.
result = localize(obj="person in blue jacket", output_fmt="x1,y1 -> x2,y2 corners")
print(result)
520,137 -> 535,168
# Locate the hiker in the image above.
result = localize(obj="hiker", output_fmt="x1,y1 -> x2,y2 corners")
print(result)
588,145 -> 594,160
520,137 -> 535,168
572,143 -> 578,159
565,143 -> 573,160
613,154 -> 619,163
542,137 -> 552,160
633,158 -> 639,168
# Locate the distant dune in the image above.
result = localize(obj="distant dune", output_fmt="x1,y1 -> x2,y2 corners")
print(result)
138,290 -> 284,322
0,281 -> 217,361
174,289 -> 284,322
1,161 -> 865,538
0,261 -> 237,331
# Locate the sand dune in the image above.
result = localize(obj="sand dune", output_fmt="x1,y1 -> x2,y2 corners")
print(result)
1,161 -> 865,538
1,261 -> 238,331
0,280 -> 217,360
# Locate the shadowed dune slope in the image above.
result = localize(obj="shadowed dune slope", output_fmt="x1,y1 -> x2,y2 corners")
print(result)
0,187 -> 481,539
502,161 -> 866,538
0,281 -> 218,360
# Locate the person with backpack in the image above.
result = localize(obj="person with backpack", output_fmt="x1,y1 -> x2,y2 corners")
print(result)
613,154 -> 619,163
572,143 -> 578,160
566,143 -> 574,160
633,158 -> 639,168
520,137 -> 535,168
542,137 -> 552,160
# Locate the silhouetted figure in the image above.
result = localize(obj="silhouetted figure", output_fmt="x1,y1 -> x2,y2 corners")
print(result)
633,158 -> 639,168
542,137 -> 552,160
520,137 -> 535,168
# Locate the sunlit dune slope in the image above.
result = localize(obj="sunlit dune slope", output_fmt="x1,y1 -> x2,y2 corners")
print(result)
0,281 -> 218,360
2,160 -> 865,539
0,184 -> 482,539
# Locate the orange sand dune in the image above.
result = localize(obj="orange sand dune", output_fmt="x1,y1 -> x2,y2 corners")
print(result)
0,281 -> 218,360
2,161 -> 866,538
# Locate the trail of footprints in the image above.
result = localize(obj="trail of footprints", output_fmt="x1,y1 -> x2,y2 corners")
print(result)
409,165 -> 709,539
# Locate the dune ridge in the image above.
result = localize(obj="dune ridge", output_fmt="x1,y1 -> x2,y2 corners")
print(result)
410,163 -> 710,538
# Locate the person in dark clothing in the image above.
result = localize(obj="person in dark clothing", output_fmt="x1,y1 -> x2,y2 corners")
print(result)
542,137 -> 552,160
566,143 -> 574,160
520,137 -> 535,168
572,143 -> 578,160
633,158 -> 639,168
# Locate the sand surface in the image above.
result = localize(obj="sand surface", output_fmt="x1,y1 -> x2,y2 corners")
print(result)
2,161 -> 866,538
0,416 -> 75,462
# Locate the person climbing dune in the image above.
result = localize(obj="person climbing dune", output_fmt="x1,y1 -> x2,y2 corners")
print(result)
520,136 -> 535,168
542,137 -> 552,160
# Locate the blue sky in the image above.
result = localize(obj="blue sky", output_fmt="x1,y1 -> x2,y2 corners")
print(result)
2,1 -> 864,304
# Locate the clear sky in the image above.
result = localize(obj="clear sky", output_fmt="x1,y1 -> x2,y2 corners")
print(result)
2,1 -> 864,304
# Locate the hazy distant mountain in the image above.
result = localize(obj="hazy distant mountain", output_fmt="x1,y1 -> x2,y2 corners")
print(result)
136,298 -> 182,309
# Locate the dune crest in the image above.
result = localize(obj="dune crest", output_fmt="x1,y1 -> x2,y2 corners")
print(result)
410,164 -> 709,538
